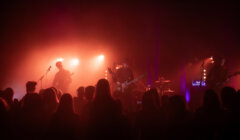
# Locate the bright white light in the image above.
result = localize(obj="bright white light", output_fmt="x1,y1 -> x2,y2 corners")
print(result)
56,58 -> 64,62
97,55 -> 104,61
71,59 -> 79,66
210,56 -> 213,60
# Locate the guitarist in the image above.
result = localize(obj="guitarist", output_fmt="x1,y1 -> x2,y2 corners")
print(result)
207,57 -> 228,90
53,61 -> 72,93
115,62 -> 134,93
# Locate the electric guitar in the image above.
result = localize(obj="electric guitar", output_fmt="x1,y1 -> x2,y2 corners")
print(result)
116,74 -> 145,92
207,72 -> 240,88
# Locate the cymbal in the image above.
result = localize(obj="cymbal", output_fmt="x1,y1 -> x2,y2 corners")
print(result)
155,80 -> 171,83
163,89 -> 175,93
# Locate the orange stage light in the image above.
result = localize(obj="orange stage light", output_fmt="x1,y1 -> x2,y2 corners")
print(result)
71,58 -> 79,66
97,55 -> 104,61
56,58 -> 64,62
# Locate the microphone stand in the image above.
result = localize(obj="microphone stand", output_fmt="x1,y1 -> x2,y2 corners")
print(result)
38,66 -> 51,89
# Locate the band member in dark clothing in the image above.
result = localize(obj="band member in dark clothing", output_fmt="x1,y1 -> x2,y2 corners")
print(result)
115,62 -> 134,114
53,61 -> 72,93
115,62 -> 134,93
207,57 -> 228,90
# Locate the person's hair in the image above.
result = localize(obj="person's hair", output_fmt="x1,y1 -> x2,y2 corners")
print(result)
42,88 -> 58,102
26,81 -> 37,93
142,88 -> 160,111
77,86 -> 85,99
142,91 -> 155,110
3,88 -> 14,103
149,88 -> 160,109
203,89 -> 220,109
169,95 -> 187,113
42,88 -> 58,113
94,79 -> 112,102
56,93 -> 74,114
85,86 -> 95,100
221,86 -> 237,109
51,87 -> 62,100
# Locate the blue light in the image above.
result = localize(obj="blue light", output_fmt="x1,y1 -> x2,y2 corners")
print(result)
185,88 -> 190,103
192,80 -> 206,87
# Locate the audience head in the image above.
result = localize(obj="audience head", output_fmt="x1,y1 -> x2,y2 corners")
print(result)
77,86 -> 85,99
142,91 -> 155,111
203,89 -> 220,110
221,86 -> 237,109
142,88 -> 161,111
95,79 -> 112,102
149,88 -> 160,109
26,81 -> 37,93
51,87 -> 62,100
169,95 -> 187,114
42,88 -> 58,102
142,88 -> 160,111
85,86 -> 95,100
3,87 -> 14,104
57,93 -> 74,114
42,88 -> 58,112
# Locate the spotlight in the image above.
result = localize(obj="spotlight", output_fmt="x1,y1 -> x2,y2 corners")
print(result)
71,58 -> 79,66
203,69 -> 206,72
98,55 -> 104,61
56,58 -> 64,62
210,56 -> 213,60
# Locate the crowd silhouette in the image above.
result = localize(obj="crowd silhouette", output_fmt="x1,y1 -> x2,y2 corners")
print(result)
0,79 -> 240,140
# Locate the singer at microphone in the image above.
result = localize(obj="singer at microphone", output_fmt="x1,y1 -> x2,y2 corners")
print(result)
52,61 -> 72,93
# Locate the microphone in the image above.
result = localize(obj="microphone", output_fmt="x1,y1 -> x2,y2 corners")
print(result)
47,66 -> 51,71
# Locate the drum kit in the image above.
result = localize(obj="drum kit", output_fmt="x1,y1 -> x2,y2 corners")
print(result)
152,77 -> 175,96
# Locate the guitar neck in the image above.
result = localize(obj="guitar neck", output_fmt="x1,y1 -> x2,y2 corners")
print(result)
228,72 -> 240,78
126,75 -> 144,86
127,79 -> 137,85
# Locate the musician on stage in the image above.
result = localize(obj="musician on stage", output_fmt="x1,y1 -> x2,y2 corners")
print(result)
115,62 -> 134,93
115,61 -> 134,114
207,57 -> 228,90
53,61 -> 72,93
